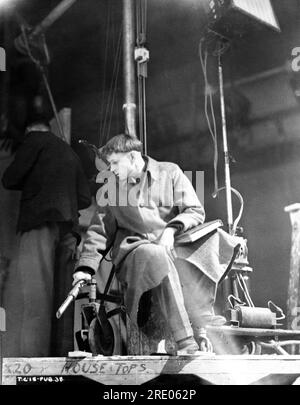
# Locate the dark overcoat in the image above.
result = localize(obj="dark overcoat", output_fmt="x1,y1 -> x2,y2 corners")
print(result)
2,130 -> 91,235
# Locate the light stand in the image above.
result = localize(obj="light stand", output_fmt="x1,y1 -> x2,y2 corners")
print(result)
204,32 -> 254,309
217,39 -> 234,235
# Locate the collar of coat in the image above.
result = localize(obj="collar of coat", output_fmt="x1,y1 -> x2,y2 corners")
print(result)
25,123 -> 50,135
126,155 -> 159,184
143,155 -> 159,182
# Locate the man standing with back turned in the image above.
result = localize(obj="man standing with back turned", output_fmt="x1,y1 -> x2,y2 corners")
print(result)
2,108 -> 91,357
73,134 -> 239,354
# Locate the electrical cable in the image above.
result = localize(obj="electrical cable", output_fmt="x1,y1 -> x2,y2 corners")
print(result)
227,294 -> 246,309
99,0 -> 111,146
238,273 -> 255,307
101,24 -> 123,145
202,34 -> 246,233
212,186 -> 244,233
141,0 -> 147,42
236,272 -> 253,307
107,29 -> 123,142
136,3 -> 144,150
199,41 -> 216,147
136,0 -> 148,153
268,301 -> 286,321
199,39 -> 219,196
239,273 -> 254,307
236,273 -> 250,306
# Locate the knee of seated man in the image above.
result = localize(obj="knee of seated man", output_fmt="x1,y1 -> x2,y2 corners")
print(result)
135,243 -> 169,263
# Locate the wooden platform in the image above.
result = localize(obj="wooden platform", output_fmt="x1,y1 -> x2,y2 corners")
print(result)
3,355 -> 300,385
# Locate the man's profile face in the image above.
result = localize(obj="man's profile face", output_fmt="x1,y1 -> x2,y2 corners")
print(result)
106,152 -> 134,181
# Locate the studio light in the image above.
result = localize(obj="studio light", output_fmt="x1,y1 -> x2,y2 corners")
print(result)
0,0 -> 16,6
231,0 -> 280,31
0,0 -> 20,10
201,0 -> 280,39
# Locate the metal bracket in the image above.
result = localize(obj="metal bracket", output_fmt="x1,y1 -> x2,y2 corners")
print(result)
134,46 -> 150,64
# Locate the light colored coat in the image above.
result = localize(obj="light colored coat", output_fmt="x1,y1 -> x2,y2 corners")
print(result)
78,156 -> 205,268
77,156 -> 239,321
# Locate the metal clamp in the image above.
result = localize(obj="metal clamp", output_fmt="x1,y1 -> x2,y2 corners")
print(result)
134,46 -> 149,64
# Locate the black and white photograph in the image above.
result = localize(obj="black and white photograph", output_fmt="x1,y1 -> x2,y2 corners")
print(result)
1,0 -> 300,390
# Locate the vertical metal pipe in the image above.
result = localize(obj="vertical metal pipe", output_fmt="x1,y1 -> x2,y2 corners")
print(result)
122,0 -> 137,138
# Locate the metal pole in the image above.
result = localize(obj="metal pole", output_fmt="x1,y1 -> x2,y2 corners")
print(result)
122,0 -> 137,138
32,0 -> 78,37
218,51 -> 234,234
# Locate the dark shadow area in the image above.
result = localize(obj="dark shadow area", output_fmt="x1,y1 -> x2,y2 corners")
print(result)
142,374 -> 214,386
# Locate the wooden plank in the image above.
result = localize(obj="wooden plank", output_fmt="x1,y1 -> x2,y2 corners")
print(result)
3,355 -> 300,385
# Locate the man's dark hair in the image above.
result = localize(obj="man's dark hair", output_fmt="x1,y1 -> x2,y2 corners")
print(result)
100,134 -> 142,158
26,95 -> 52,128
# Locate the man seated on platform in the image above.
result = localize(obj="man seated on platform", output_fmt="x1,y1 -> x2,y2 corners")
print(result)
73,134 -> 239,355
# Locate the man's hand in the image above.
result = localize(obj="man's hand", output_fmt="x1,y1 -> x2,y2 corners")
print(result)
72,270 -> 92,286
158,227 -> 177,260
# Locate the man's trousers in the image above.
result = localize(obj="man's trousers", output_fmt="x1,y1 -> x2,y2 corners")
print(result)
3,223 -> 77,357
121,243 -> 218,343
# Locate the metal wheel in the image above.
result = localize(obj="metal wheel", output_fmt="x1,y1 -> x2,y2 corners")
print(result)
88,317 -> 115,356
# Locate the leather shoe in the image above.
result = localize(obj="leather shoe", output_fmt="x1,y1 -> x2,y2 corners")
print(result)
176,336 -> 214,356
176,336 -> 200,355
